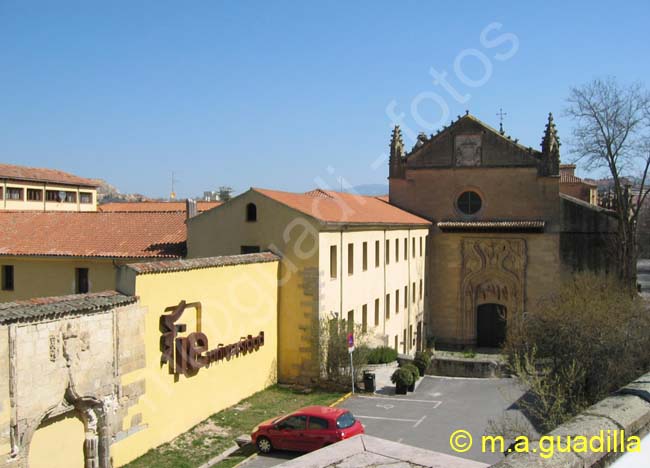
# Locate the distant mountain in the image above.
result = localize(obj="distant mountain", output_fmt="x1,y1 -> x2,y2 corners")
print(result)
349,184 -> 388,196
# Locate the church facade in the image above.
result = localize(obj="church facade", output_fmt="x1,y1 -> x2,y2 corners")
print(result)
388,113 -> 615,347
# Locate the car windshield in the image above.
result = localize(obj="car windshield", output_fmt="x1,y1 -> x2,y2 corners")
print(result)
336,412 -> 356,429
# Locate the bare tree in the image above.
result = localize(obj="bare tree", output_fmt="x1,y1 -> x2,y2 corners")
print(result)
565,77 -> 650,289
217,186 -> 233,202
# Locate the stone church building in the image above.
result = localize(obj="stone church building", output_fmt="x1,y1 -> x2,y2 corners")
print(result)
388,113 -> 615,348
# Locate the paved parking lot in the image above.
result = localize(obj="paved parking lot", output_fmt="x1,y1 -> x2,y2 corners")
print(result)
239,375 -> 530,467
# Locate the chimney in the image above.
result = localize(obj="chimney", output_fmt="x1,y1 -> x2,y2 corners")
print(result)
560,164 -> 576,178
186,198 -> 198,219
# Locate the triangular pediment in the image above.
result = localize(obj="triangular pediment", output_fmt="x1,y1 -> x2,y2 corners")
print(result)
405,114 -> 541,169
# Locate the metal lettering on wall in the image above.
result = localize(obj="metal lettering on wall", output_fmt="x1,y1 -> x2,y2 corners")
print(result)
160,300 -> 265,376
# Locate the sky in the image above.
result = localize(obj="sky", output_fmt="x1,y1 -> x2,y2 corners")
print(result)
1,1 -> 649,199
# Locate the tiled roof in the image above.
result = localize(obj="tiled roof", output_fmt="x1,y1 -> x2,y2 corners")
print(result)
560,172 -> 596,185
254,188 -> 431,226
99,201 -> 221,213
437,220 -> 546,232
0,291 -> 137,325
0,211 -> 186,258
125,252 -> 280,275
0,163 -> 98,187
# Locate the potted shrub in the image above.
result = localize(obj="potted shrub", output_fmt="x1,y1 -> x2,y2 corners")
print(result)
401,363 -> 420,391
414,351 -> 431,376
391,367 -> 413,395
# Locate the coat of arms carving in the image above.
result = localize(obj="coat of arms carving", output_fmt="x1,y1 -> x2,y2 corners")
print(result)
455,134 -> 482,166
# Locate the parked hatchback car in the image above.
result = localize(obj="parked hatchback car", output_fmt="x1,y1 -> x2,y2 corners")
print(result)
251,405 -> 364,453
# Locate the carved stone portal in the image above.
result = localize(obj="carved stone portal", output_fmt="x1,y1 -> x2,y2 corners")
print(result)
460,238 -> 526,343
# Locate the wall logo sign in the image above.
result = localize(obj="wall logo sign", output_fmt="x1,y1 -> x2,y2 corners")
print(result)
160,300 -> 265,376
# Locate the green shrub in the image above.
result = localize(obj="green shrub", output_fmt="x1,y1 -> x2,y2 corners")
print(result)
413,351 -> 431,375
367,346 -> 398,364
390,367 -> 414,387
401,362 -> 420,380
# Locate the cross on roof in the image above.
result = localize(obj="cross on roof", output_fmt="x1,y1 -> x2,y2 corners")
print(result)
497,108 -> 507,135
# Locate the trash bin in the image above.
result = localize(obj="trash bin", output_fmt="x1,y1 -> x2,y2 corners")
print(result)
363,371 -> 376,393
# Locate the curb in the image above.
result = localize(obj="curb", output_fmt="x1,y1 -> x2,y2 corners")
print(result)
329,392 -> 353,407
231,452 -> 257,468
199,444 -> 240,468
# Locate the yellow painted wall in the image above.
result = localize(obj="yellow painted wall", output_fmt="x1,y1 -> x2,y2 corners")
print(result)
111,259 -> 279,466
0,257 -> 117,302
1,179 -> 97,212
28,412 -> 85,468
188,191 -> 320,383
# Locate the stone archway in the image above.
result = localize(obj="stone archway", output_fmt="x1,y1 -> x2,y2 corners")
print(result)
460,238 -> 526,344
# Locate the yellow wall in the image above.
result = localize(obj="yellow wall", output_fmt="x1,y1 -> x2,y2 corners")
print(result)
111,259 -> 279,466
28,413 -> 85,468
1,179 -> 97,212
188,191 -> 320,383
0,257 -> 117,302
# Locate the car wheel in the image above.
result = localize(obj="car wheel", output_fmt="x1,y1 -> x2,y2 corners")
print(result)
257,436 -> 272,453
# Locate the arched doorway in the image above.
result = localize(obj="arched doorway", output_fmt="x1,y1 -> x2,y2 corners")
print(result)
29,411 -> 85,468
476,303 -> 507,348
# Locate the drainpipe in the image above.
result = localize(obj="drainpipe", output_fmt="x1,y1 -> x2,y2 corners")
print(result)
382,229 -> 386,340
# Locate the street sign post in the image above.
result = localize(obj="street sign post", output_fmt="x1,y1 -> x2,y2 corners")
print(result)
347,333 -> 355,394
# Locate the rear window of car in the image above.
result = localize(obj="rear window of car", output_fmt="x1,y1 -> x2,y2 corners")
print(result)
336,412 -> 356,429
308,416 -> 329,430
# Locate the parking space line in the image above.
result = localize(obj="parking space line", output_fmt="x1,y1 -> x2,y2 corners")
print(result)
413,415 -> 426,428
356,395 -> 442,407
356,415 -> 419,423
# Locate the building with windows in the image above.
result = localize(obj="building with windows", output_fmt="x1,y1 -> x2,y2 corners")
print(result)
187,188 -> 430,383
0,211 -> 187,301
388,112 -> 616,348
559,164 -> 598,205
0,163 -> 98,211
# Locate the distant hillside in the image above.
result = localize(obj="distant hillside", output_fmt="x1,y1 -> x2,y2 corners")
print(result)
349,184 -> 388,196
95,179 -> 153,203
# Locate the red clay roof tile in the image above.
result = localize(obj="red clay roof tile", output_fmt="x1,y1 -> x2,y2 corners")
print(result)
0,211 -> 186,258
0,163 -> 98,187
99,201 -> 221,212
253,188 -> 430,226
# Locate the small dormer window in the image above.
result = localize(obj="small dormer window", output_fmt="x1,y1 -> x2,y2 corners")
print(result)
246,203 -> 257,222
457,191 -> 482,215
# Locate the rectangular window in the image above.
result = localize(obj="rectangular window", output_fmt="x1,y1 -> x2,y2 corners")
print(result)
420,279 -> 423,299
385,240 -> 390,265
240,245 -> 261,254
404,286 -> 408,309
347,310 -> 354,333
76,268 -> 89,294
63,191 -> 76,203
404,238 -> 407,260
27,189 -> 43,201
395,239 -> 399,262
385,294 -> 390,319
412,282 -> 416,303
1,265 -> 14,291
0,187 -> 3,199
409,324 -> 413,347
362,242 -> 368,271
347,243 -> 354,275
375,241 -> 380,268
395,289 -> 399,314
412,237 -> 416,258
46,190 -> 59,201
420,237 -> 423,256
394,335 -> 398,351
6,187 -> 23,200
330,245 -> 337,279
80,192 -> 93,204
423,237 -> 427,258
403,329 -> 407,353
362,304 -> 367,332
374,298 -> 379,326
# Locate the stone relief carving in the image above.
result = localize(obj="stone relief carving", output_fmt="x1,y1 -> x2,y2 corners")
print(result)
455,134 -> 482,166
460,238 -> 527,342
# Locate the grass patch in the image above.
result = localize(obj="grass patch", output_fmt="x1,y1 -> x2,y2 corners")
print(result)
122,386 -> 344,468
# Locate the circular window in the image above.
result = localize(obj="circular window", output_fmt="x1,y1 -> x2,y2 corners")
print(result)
457,191 -> 482,215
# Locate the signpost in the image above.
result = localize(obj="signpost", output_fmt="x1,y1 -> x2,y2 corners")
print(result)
347,332 -> 355,394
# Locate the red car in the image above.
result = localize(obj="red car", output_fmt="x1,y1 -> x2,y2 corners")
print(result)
251,405 -> 364,453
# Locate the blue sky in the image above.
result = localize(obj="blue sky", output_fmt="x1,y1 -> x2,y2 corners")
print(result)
1,1 -> 649,199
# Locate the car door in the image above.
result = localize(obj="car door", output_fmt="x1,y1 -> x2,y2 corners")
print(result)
274,415 -> 308,451
303,416 -> 331,451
